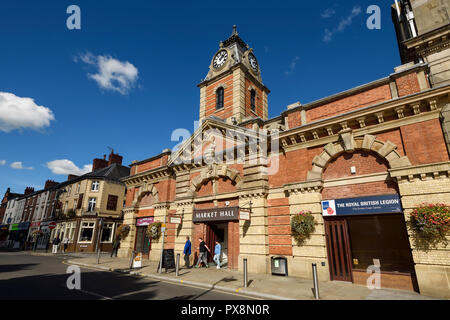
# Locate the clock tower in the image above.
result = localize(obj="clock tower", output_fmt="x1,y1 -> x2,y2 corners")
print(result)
198,26 -> 270,124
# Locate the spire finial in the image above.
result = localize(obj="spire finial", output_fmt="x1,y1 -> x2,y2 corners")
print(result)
232,25 -> 237,35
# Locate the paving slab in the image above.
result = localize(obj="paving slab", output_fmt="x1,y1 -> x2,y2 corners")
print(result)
61,254 -> 438,300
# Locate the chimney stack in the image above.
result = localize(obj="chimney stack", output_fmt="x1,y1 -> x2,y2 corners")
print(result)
67,174 -> 79,181
44,180 -> 59,189
108,149 -> 123,166
24,187 -> 34,195
92,157 -> 108,172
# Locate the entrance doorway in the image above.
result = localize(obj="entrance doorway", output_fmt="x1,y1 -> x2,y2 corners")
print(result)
325,214 -> 418,291
135,226 -> 151,259
324,219 -> 353,282
205,222 -> 228,267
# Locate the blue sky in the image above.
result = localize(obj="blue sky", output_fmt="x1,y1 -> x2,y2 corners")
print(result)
0,0 -> 401,197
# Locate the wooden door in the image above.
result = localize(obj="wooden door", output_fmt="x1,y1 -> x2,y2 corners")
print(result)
325,219 -> 353,282
205,223 -> 217,263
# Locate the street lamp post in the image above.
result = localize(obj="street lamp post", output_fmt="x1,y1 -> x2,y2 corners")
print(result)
96,218 -> 103,264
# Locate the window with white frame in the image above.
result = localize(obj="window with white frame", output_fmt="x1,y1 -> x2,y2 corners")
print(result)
77,183 -> 81,193
91,181 -> 100,191
73,199 -> 77,210
87,198 -> 96,212
100,223 -> 115,243
78,221 -> 95,242
69,222 -> 77,242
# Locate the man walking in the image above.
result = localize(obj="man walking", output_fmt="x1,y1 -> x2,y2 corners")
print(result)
213,240 -> 221,269
183,236 -> 191,268
111,236 -> 120,257
194,237 -> 210,268
52,235 -> 61,254
62,236 -> 69,253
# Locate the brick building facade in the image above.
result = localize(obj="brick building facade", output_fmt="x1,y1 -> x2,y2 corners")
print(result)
119,3 -> 450,299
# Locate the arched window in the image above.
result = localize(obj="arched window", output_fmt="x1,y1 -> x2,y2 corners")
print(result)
216,87 -> 224,110
250,89 -> 256,112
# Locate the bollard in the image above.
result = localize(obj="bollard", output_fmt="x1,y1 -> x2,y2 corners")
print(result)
243,258 -> 248,288
129,251 -> 135,269
312,263 -> 320,300
176,253 -> 180,277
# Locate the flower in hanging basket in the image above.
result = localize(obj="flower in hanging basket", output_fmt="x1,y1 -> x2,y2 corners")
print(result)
408,203 -> 450,251
291,210 -> 316,246
116,224 -> 130,239
147,222 -> 162,240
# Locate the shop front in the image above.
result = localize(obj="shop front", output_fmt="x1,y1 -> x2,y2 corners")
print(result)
37,221 -> 53,250
192,206 -> 240,269
135,217 -> 154,259
321,194 -> 418,292
8,222 -> 30,249
0,224 -> 9,247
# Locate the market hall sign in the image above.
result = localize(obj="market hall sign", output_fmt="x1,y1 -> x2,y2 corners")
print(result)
193,207 -> 239,223
321,194 -> 402,217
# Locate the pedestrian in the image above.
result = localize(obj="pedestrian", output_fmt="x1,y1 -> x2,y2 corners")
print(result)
111,236 -> 120,257
194,237 -> 210,268
183,236 -> 191,268
213,240 -> 221,269
52,235 -> 60,254
62,236 -> 69,253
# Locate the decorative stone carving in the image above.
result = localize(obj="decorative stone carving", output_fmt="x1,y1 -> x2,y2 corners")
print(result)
306,134 -> 412,181
339,128 -> 355,152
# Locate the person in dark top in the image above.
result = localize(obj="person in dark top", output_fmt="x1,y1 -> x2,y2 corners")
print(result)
111,236 -> 120,257
194,237 -> 210,268
52,236 -> 61,254
183,236 -> 192,268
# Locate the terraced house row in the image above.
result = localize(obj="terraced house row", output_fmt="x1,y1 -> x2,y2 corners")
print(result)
0,1 -> 449,300
0,151 -> 129,253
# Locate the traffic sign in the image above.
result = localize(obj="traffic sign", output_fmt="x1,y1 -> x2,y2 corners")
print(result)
48,222 -> 57,229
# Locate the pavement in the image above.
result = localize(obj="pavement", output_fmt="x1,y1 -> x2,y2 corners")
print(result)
0,251 -> 254,300
29,250 -> 440,300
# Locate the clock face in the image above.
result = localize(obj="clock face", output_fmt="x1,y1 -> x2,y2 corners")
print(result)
213,50 -> 228,69
248,53 -> 259,72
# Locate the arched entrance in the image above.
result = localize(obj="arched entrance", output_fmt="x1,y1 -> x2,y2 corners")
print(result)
310,132 -> 418,291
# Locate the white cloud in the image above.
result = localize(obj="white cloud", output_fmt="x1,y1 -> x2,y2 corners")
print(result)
323,6 -> 362,42
321,7 -> 336,18
77,52 -> 139,95
0,92 -> 55,133
46,159 -> 92,176
0,160 -> 5,165
285,56 -> 300,76
10,162 -> 33,170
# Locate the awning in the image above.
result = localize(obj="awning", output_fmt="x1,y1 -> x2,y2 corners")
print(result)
18,222 -> 31,231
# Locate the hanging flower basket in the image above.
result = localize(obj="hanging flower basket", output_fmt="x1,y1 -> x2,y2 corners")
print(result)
291,210 -> 316,246
31,230 -> 43,240
147,222 -> 162,241
66,209 -> 76,218
116,224 -> 130,239
408,203 -> 450,251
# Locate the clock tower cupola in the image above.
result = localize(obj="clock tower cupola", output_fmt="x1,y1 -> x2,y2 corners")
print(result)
198,26 -> 270,124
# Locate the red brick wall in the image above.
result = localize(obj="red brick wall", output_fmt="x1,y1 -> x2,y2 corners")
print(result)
137,208 -> 154,217
400,119 -> 449,165
135,154 -> 169,174
267,198 -> 292,255
375,129 -> 405,156
322,180 -> 398,200
287,110 -> 302,129
196,180 -> 213,197
395,73 -> 421,97
323,151 -> 390,180
244,78 -> 264,118
306,84 -> 392,123
268,148 -> 308,187
321,151 -> 398,200
205,74 -> 234,119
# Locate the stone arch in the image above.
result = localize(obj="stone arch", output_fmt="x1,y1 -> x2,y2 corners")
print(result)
307,130 -> 412,181
132,183 -> 159,209
188,164 -> 243,197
